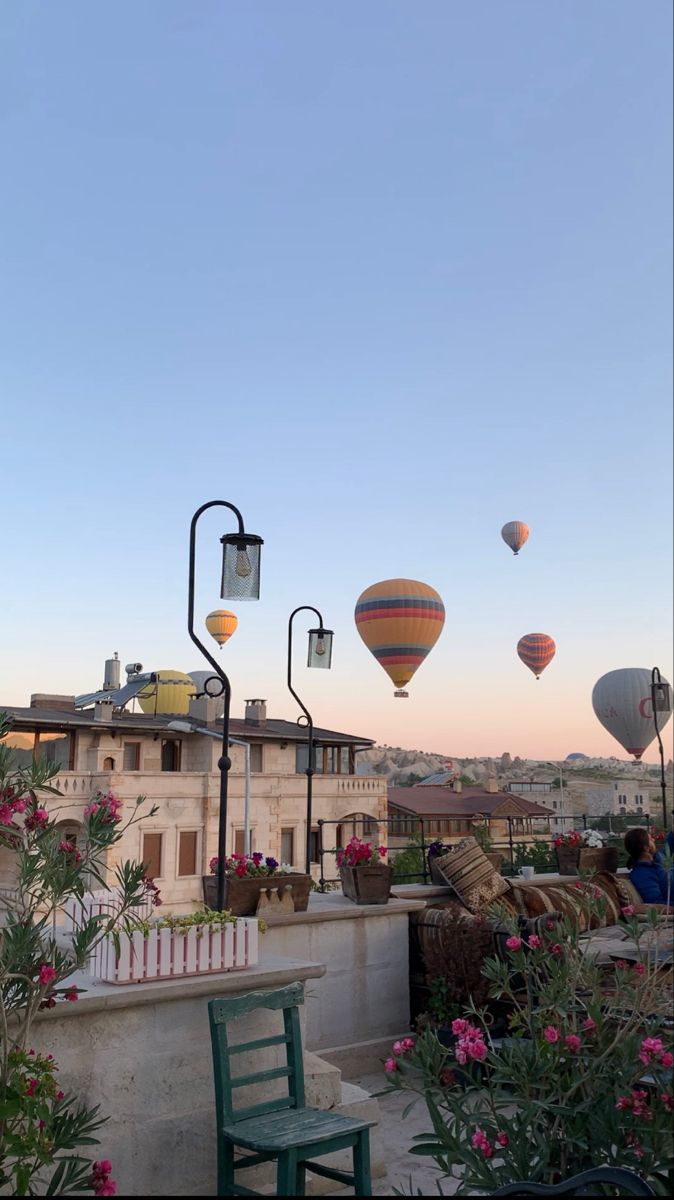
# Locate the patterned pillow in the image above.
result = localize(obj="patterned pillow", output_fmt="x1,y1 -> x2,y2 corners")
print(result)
614,875 -> 646,910
513,879 -> 621,932
432,837 -> 511,914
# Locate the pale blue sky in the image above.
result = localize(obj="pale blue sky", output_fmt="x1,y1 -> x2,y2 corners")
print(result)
1,1 -> 672,760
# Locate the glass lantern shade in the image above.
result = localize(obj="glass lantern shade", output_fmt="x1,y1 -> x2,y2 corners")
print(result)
652,681 -> 672,712
220,534 -> 263,601
307,628 -> 333,669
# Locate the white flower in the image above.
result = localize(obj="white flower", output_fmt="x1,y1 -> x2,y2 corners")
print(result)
582,829 -> 605,847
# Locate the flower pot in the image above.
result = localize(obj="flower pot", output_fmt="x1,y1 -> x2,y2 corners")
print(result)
202,873 -> 311,916
555,846 -> 580,875
578,847 -> 619,874
339,864 -> 392,905
89,917 -> 259,984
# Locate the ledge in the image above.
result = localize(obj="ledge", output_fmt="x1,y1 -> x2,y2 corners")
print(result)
262,892 -> 426,926
36,955 -> 326,1020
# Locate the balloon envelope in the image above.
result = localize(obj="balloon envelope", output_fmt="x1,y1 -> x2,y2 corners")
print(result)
517,633 -> 556,678
592,668 -> 672,760
205,609 -> 238,647
137,670 -> 196,715
502,521 -> 529,555
354,579 -> 445,694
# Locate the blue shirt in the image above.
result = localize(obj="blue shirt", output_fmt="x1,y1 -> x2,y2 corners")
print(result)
629,855 -> 674,905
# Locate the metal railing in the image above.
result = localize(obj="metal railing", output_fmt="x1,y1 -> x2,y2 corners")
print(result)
315,811 -> 659,892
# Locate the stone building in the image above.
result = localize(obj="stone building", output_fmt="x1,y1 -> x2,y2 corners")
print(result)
0,690 -> 386,912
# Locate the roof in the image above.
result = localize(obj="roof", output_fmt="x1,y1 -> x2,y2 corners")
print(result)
387,785 -> 553,819
0,705 -> 375,748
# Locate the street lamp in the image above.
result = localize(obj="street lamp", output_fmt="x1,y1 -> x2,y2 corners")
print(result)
188,500 -> 262,911
287,606 -> 334,875
167,719 -> 253,857
651,667 -> 671,830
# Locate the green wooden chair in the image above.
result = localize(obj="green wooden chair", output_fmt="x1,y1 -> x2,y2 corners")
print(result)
208,982 -> 374,1196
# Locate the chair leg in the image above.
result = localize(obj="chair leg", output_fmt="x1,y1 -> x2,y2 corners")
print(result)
353,1129 -> 372,1196
296,1162 -> 306,1196
277,1149 -> 299,1196
217,1138 -> 235,1197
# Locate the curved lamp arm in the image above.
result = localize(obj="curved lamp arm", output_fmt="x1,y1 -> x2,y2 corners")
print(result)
288,605 -> 325,876
287,605 -> 324,725
188,500 -> 245,686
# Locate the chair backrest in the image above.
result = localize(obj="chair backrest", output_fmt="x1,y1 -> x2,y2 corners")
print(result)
208,982 -> 306,1125
491,1165 -> 655,1196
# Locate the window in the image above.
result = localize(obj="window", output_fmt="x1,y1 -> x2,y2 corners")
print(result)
103,756 -> 115,770
123,742 -> 140,771
280,828 -> 295,865
142,833 -> 163,878
249,744 -> 263,773
178,831 -> 199,877
234,829 -> 254,856
552,800 -> 557,810
38,732 -> 74,769
309,829 -> 320,864
161,740 -> 181,772
296,743 -> 352,775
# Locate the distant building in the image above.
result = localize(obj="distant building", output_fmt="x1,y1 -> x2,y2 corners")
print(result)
387,778 -> 553,857
0,671 -> 386,911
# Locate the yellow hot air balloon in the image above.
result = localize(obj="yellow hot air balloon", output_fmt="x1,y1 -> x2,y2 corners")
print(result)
137,670 -> 196,716
205,609 -> 238,648
354,579 -> 445,697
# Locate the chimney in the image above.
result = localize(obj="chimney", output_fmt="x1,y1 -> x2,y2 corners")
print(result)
451,778 -> 462,793
94,699 -> 115,723
486,778 -> 499,794
104,653 -> 121,691
244,699 -> 267,727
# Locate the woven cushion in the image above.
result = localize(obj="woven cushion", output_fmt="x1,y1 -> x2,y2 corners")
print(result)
512,879 -> 621,932
614,875 -> 646,909
432,837 -> 511,914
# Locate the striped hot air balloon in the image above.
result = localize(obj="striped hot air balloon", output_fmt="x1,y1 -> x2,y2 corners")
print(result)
517,633 -> 556,679
354,579 -> 445,697
501,521 -> 530,555
205,609 -> 238,648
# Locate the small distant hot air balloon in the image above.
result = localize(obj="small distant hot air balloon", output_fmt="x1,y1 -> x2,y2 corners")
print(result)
205,609 -> 238,648
354,579 -> 445,697
592,668 -> 672,760
517,633 -> 556,679
501,521 -> 529,555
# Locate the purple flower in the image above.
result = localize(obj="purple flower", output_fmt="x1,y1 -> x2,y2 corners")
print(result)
265,856 -> 279,872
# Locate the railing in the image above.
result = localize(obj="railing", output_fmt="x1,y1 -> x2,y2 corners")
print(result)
315,811 -> 659,892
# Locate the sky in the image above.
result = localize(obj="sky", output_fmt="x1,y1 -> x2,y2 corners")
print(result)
1,0 -> 672,763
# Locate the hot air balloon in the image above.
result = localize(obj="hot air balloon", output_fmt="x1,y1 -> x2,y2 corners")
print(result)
517,633 -> 556,679
205,609 -> 238,648
501,521 -> 529,555
592,668 -> 672,760
137,670 -> 195,716
354,579 -> 445,697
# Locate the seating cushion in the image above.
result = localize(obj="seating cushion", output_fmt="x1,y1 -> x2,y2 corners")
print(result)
510,876 -> 621,932
614,875 -> 646,910
432,837 -> 511,913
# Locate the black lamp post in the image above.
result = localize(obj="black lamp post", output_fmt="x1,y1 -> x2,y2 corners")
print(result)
650,666 -> 671,831
188,500 -> 263,911
287,607 -> 334,875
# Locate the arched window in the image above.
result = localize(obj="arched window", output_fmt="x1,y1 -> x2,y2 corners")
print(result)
103,756 -> 115,770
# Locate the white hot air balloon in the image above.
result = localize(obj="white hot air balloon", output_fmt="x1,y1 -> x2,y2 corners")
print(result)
591,668 -> 672,760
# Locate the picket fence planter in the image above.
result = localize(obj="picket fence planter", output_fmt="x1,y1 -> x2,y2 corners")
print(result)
87,918 -> 259,985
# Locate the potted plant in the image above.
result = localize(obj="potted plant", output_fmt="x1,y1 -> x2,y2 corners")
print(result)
90,909 -> 261,983
337,837 -> 391,904
383,897 -> 674,1192
578,828 -> 619,874
553,828 -> 583,874
203,852 -> 311,916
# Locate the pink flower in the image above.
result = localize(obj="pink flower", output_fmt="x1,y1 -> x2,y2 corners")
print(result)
94,1161 -> 113,1176
632,962 -> 645,977
56,1090 -> 65,1100
564,1034 -> 581,1054
505,936 -> 522,951
65,990 -> 79,1003
616,1095 -> 632,1110
496,1131 -> 509,1147
471,1127 -> 493,1156
384,1057 -> 398,1073
11,796 -> 27,813
94,1183 -> 116,1197
549,943 -> 563,957
0,803 -> 14,826
660,1051 -> 673,1068
25,1078 -> 39,1096
660,1093 -> 673,1112
401,1037 -> 415,1053
392,1041 -> 403,1056
615,959 -> 629,970
34,808 -> 48,824
621,905 -> 635,916
527,934 -> 542,949
451,1018 -> 470,1036
543,1026 -> 560,1044
38,965 -> 58,987
582,1017 -> 596,1032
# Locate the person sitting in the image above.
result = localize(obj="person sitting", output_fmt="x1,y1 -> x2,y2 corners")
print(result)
624,827 -> 674,906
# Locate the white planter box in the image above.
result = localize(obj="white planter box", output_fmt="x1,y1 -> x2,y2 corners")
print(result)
88,918 -> 259,984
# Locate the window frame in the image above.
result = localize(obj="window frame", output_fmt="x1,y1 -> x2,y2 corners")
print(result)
280,827 -> 296,867
123,741 -> 141,772
141,830 -> 165,880
176,828 -> 202,878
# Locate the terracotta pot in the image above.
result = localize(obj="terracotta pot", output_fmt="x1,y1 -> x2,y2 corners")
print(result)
578,847 -> 619,874
555,846 -> 580,875
340,864 -> 392,905
202,873 -> 311,916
